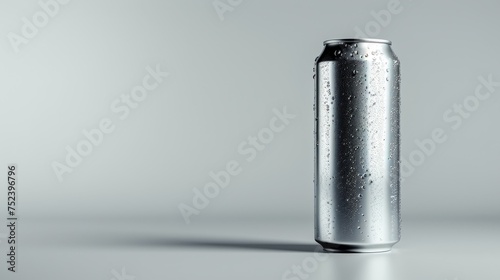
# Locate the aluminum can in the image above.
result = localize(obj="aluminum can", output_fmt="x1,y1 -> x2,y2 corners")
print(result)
314,38 -> 400,252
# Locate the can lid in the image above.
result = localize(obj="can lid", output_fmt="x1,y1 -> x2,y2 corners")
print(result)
324,38 -> 392,45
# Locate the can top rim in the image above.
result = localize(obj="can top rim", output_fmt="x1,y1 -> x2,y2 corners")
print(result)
324,38 -> 392,45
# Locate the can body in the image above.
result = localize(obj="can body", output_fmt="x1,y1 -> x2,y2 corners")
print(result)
314,38 -> 400,252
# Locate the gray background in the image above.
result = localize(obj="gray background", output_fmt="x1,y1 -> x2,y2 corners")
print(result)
0,0 -> 499,279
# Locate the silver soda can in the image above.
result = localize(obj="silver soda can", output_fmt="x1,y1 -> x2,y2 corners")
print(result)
314,38 -> 401,253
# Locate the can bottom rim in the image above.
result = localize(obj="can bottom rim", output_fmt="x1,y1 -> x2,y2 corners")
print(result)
316,239 -> 396,253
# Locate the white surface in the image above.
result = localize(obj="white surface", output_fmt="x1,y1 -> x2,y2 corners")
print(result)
1,218 -> 499,279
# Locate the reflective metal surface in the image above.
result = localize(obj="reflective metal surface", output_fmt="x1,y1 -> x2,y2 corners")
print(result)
314,39 -> 401,252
